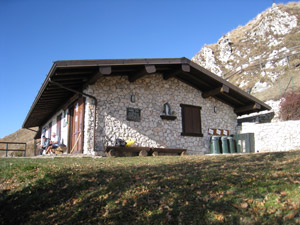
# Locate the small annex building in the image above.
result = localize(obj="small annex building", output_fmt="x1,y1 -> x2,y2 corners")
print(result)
23,58 -> 270,155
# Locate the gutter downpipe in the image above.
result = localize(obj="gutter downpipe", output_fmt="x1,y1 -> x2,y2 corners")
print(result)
48,78 -> 97,154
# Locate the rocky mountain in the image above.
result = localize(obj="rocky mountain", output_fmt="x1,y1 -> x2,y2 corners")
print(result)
192,2 -> 300,117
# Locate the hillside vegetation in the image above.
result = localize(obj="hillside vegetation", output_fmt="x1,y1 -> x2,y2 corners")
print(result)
1,151 -> 300,224
0,128 -> 38,157
193,2 -> 300,103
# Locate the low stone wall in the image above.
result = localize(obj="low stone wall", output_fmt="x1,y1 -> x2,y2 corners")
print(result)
240,120 -> 300,152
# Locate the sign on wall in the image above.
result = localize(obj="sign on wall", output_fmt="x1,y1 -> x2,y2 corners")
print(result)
126,108 -> 141,122
208,128 -> 230,136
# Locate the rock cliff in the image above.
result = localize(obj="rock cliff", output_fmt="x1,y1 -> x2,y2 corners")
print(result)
192,2 -> 300,110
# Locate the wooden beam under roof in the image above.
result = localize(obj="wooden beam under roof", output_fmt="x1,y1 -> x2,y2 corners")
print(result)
99,66 -> 112,75
39,97 -> 66,101
221,92 -> 245,105
55,81 -> 85,86
178,72 -> 211,89
202,85 -> 229,99
53,76 -> 88,81
163,64 -> 190,80
175,76 -> 202,91
128,65 -> 156,83
38,101 -> 61,105
234,103 -> 261,114
55,71 -> 93,76
61,94 -> 81,110
88,66 -> 112,85
42,91 -> 68,95
46,85 -> 81,90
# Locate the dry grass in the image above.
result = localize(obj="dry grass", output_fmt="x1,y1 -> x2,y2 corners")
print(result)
0,128 -> 39,157
253,69 -> 300,101
1,151 -> 300,224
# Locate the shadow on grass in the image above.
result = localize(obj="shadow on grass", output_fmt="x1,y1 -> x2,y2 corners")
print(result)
1,151 -> 299,225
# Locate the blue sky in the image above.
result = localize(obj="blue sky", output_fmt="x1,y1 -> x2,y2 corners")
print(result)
0,0 -> 294,138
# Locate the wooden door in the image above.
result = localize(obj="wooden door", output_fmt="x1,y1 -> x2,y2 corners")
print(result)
69,98 -> 85,154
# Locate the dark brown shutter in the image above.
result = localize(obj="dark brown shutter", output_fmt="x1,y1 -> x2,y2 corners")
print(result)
192,107 -> 201,134
184,106 -> 193,133
180,104 -> 203,137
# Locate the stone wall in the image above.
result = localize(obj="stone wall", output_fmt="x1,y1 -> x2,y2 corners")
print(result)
240,120 -> 300,152
84,74 -> 237,155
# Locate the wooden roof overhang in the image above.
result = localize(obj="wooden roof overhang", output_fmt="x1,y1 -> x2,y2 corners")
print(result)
23,57 -> 271,128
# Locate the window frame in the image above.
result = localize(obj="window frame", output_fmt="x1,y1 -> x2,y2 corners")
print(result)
180,104 -> 203,137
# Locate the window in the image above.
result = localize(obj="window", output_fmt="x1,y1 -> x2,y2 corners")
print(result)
180,104 -> 203,137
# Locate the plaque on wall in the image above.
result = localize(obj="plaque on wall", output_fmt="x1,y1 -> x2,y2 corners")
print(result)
208,128 -> 230,136
126,107 -> 141,122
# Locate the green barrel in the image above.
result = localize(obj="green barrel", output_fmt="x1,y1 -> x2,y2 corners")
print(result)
227,136 -> 236,153
221,136 -> 229,154
210,136 -> 221,154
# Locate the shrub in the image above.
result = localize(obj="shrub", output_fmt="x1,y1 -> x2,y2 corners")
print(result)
279,90 -> 300,121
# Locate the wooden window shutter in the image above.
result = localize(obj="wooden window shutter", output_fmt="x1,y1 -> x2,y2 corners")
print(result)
180,104 -> 203,137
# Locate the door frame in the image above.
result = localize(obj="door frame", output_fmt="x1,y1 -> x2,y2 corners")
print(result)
68,97 -> 85,153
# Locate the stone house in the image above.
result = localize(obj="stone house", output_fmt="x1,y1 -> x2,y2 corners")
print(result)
23,58 -> 270,155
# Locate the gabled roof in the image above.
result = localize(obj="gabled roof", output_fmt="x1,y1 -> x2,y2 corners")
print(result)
23,57 -> 271,128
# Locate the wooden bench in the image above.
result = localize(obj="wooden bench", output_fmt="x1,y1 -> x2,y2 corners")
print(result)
105,146 -> 186,157
105,146 -> 151,157
151,148 -> 186,156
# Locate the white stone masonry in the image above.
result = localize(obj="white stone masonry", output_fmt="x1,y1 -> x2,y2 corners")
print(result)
83,74 -> 237,155
240,120 -> 300,152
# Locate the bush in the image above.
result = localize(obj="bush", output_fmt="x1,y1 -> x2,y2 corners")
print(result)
279,90 -> 300,121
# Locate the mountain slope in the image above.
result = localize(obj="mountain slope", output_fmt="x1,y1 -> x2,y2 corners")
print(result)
192,2 -> 300,104
0,128 -> 38,156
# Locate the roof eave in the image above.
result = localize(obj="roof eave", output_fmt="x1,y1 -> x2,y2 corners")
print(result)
23,57 -> 271,127
22,62 -> 57,128
53,57 -> 189,68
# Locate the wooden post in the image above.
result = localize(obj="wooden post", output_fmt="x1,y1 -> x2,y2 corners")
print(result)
34,139 -> 36,156
139,150 -> 148,156
152,151 -> 159,156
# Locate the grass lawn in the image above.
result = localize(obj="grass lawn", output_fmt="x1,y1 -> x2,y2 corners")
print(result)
1,151 -> 300,225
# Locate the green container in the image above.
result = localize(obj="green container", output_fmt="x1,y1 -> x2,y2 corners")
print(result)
227,136 -> 236,153
236,141 -> 241,153
234,133 -> 255,153
210,136 -> 221,154
221,136 -> 229,154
